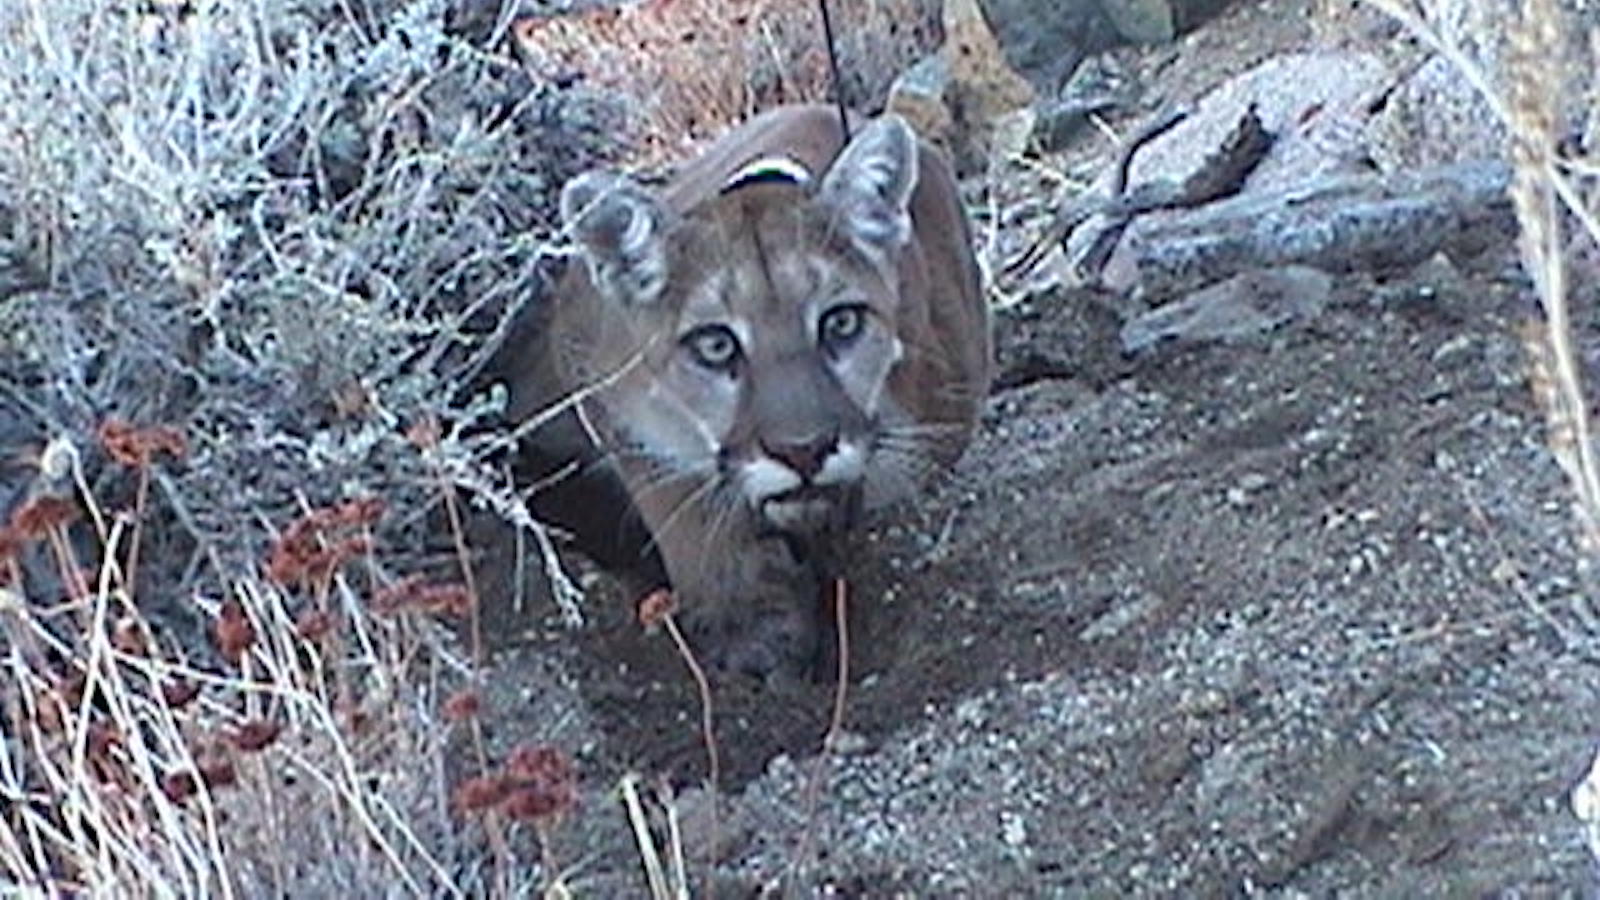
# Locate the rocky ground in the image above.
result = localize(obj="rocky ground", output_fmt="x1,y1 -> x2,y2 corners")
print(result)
462,0 -> 1600,895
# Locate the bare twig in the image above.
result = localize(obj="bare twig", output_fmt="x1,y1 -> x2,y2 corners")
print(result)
659,610 -> 719,898
788,578 -> 852,885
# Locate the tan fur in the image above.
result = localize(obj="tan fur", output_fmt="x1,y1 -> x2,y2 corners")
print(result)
532,104 -> 989,674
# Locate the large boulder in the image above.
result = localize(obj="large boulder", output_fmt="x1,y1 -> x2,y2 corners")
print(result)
979,0 -> 1240,96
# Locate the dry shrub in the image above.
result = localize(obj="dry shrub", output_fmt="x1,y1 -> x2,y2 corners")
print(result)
0,441 -> 589,893
1503,0 -> 1600,556
513,0 -> 941,162
0,0 -> 624,892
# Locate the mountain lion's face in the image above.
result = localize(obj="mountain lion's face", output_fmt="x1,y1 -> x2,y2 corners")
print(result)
557,117 -> 944,537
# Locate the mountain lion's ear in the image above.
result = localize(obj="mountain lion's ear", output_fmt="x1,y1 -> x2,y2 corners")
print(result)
818,114 -> 919,263
561,171 -> 670,306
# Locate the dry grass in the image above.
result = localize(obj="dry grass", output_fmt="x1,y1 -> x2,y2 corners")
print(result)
0,432 -> 585,894
512,0 -> 939,164
1,478 -> 476,893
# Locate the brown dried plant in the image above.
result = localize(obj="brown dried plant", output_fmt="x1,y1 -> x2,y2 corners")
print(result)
98,418 -> 186,599
1503,0 -> 1600,555
638,587 -> 721,895
512,0 -> 938,163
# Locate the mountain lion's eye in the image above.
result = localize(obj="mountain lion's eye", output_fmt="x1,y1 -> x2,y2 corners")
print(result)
682,325 -> 741,370
819,304 -> 867,351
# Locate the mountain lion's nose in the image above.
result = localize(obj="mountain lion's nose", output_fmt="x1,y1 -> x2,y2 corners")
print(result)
762,433 -> 837,480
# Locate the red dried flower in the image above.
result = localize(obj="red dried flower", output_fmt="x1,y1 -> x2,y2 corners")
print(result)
501,783 -> 574,822
441,689 -> 481,723
84,722 -> 127,785
160,754 -> 237,801
57,670 -> 86,707
500,743 -> 577,822
213,599 -> 255,666
637,588 -> 676,628
33,691 -> 64,734
370,578 -> 472,618
332,497 -> 385,528
198,757 -> 237,789
160,678 -> 201,709
453,775 -> 508,814
97,416 -> 186,464
98,419 -> 187,468
265,520 -> 321,585
265,499 -> 382,585
417,583 -> 473,618
150,426 -> 187,459
85,723 -> 122,779
229,719 -> 282,753
370,575 -> 424,614
88,722 -> 119,752
10,495 -> 78,539
504,744 -> 572,785
264,544 -> 304,585
36,671 -> 85,733
112,616 -> 148,656
161,771 -> 198,803
339,535 -> 374,557
295,608 -> 335,642
98,419 -> 142,468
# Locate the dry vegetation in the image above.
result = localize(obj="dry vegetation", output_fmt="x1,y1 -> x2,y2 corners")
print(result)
514,0 -> 938,162
0,0 -> 938,892
0,0 -> 616,892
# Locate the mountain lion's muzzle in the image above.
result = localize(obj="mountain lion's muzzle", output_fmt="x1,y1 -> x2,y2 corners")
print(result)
727,349 -> 872,533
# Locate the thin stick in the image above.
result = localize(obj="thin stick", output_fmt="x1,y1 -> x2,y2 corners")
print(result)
816,0 -> 850,141
620,774 -> 673,899
660,613 -> 718,899
124,464 -> 150,599
439,479 -> 483,667
789,578 -> 850,883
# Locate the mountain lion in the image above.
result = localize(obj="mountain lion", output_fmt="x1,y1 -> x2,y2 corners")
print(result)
511,104 -> 990,676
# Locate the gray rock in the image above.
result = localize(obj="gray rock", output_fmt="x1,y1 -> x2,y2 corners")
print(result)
1106,161 -> 1514,296
1033,55 -> 1138,152
1100,0 -> 1175,43
1126,52 -> 1392,196
1368,54 -> 1505,172
978,0 -> 1118,97
1120,265 -> 1333,354
976,0 -> 1239,97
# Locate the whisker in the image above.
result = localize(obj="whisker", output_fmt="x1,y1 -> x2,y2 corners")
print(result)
645,474 -> 724,557
876,421 -> 968,440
